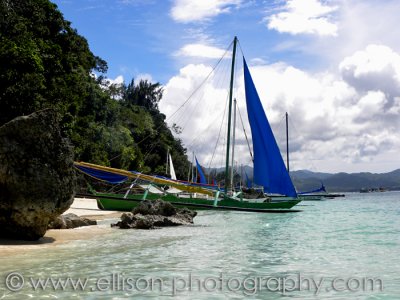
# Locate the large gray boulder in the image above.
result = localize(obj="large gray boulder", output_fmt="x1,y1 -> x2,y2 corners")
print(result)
112,199 -> 197,229
0,109 -> 76,240
132,199 -> 177,216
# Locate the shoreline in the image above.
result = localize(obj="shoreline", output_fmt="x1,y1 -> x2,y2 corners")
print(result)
0,198 -> 122,256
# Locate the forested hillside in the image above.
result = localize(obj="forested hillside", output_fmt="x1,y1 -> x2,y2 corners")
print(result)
0,0 -> 189,178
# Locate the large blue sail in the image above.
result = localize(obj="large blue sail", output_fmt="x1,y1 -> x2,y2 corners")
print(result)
243,58 -> 297,197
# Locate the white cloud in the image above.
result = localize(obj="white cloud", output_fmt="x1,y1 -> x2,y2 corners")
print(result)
160,44 -> 400,173
97,75 -> 124,88
339,44 -> 400,96
267,0 -> 338,36
388,97 -> 400,115
176,43 -> 228,59
170,0 -> 242,23
287,0 -> 400,70
107,75 -> 124,85
336,0 -> 400,57
160,64 -> 231,167
354,91 -> 387,122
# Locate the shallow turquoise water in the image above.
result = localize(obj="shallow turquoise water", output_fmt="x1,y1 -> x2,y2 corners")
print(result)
1,192 -> 399,299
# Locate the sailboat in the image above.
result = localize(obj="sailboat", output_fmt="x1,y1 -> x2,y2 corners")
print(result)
75,37 -> 301,212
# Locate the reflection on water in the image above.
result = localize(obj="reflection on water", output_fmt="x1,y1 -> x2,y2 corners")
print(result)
1,192 -> 399,299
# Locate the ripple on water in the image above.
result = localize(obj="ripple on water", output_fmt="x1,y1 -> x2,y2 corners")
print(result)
0,192 -> 399,299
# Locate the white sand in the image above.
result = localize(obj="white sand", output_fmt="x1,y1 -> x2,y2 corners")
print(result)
0,197 -> 122,255
63,197 -> 121,219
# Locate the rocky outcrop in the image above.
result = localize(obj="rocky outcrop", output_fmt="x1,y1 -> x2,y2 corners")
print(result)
48,213 -> 97,229
0,109 -> 76,240
111,199 -> 197,229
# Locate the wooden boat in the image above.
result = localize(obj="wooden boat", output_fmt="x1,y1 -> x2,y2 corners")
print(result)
92,192 -> 301,212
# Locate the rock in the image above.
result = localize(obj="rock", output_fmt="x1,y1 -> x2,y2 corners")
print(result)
48,213 -> 96,229
121,212 -> 135,224
111,199 -> 197,229
177,207 -> 197,219
111,212 -> 136,229
0,109 -> 76,240
132,199 -> 177,216
134,215 -> 155,229
48,215 -> 67,229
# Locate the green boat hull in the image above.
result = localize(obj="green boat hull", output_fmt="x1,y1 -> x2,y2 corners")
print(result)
93,193 -> 301,212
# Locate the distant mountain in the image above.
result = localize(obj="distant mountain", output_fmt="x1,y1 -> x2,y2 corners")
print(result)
206,166 -> 400,192
291,169 -> 400,192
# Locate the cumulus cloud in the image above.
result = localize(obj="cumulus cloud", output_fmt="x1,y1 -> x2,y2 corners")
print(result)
267,0 -> 338,36
170,0 -> 242,23
176,43 -> 228,59
335,0 -> 400,59
160,44 -> 400,173
160,63 -> 232,166
339,44 -> 400,98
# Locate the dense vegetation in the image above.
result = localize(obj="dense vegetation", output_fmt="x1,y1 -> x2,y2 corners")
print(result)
0,0 -> 190,178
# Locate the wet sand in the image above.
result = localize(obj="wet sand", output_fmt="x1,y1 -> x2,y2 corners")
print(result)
0,198 -> 122,256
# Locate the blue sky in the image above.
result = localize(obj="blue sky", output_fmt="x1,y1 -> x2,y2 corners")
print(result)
52,0 -> 400,173
53,0 -> 328,82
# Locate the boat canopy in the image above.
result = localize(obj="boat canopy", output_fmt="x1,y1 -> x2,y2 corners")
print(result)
138,184 -> 165,194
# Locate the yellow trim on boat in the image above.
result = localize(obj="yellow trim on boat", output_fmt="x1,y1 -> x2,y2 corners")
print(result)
74,161 -> 215,196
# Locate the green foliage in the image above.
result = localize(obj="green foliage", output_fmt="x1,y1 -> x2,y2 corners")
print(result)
123,79 -> 163,112
0,0 -> 106,126
0,0 -> 190,179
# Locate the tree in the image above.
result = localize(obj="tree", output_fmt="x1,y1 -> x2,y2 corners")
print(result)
0,0 -> 106,126
0,0 -> 190,179
124,79 -> 163,112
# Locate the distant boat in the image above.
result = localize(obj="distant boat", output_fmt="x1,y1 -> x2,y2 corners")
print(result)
360,187 -> 387,193
75,37 -> 301,213
298,183 -> 327,201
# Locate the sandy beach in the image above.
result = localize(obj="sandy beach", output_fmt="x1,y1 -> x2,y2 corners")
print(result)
0,198 -> 122,256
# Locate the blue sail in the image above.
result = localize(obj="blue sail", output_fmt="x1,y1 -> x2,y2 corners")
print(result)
195,156 -> 207,184
243,58 -> 297,197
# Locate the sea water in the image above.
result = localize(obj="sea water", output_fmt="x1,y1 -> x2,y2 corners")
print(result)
0,192 -> 399,299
